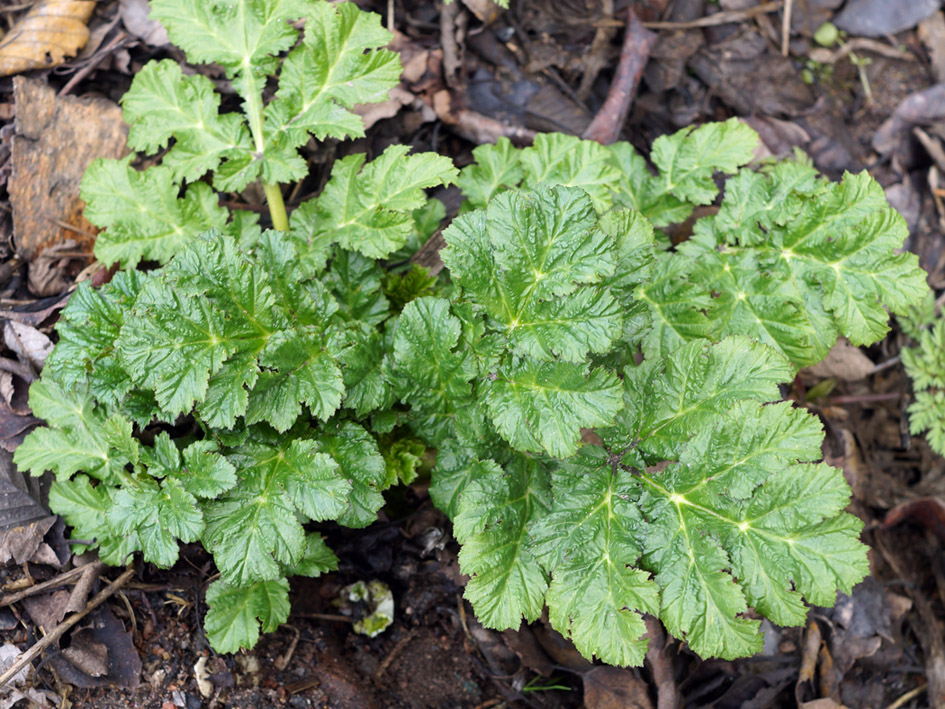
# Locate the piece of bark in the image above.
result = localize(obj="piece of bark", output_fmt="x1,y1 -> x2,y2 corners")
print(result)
9,77 -> 127,261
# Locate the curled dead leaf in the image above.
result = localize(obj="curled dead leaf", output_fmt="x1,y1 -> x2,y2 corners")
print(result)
0,1 -> 96,78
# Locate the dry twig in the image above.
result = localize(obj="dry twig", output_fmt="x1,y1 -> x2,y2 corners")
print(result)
0,565 -> 134,688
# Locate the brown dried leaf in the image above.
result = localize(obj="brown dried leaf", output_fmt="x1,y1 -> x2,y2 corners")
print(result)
0,1 -> 96,78
119,0 -> 168,46
4,321 -> 53,370
807,339 -> 875,381
62,632 -> 108,677
583,667 -> 653,709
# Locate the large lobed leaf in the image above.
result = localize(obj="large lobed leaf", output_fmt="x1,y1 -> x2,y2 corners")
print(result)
441,338 -> 869,665
455,125 -> 928,369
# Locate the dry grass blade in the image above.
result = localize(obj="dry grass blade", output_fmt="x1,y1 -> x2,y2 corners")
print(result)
0,0 -> 96,78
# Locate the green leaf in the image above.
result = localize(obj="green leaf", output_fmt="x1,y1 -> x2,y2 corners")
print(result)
456,137 -> 523,208
204,578 -> 290,653
650,117 -> 758,204
119,279 -> 233,417
42,272 -> 144,407
314,422 -> 387,527
617,337 -> 794,459
265,1 -> 400,147
520,133 -> 622,212
205,437 -> 349,586
327,249 -> 389,326
531,447 -> 659,666
455,454 -> 551,630
47,476 -> 139,564
430,441 -> 503,519
391,297 -> 479,444
339,325 -> 392,416
108,477 -> 202,567
82,158 -> 229,267
488,360 -> 623,458
291,147 -> 457,261
639,444 -> 866,657
282,533 -> 339,578
661,162 -> 932,367
442,186 -> 623,362
14,380 -> 139,484
246,335 -> 344,431
142,434 -> 237,499
149,0 -> 303,74
381,437 -> 426,487
121,60 -> 252,183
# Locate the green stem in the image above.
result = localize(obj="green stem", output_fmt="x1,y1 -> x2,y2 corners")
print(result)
264,183 -> 289,231
241,67 -> 289,232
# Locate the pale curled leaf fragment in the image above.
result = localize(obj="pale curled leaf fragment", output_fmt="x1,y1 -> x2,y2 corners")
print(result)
0,1 -> 95,77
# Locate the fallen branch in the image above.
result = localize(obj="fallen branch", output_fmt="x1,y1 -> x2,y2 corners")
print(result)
641,1 -> 780,30
582,7 -> 656,145
0,565 -> 134,688
0,561 -> 105,608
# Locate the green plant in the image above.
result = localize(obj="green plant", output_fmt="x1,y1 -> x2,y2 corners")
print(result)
14,0 -> 930,665
901,295 -> 945,454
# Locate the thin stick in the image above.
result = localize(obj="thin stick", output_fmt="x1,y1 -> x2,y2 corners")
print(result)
828,392 -> 900,405
781,0 -> 793,56
0,562 -> 105,608
582,7 -> 657,145
0,566 -> 134,688
886,682 -> 928,709
374,628 -> 416,680
642,2 -> 779,30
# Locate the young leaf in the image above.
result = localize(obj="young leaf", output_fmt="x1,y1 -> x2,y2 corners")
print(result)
204,578 -> 291,654
290,146 -> 458,261
148,0 -> 303,75
82,158 -> 228,267
454,454 -> 552,630
120,60 -> 252,184
649,117 -> 758,204
14,380 -> 139,484
265,1 -> 401,147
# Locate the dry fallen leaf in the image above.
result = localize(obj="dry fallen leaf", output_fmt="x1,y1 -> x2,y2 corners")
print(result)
119,0 -> 168,46
0,1 -> 96,78
807,338 -> 876,381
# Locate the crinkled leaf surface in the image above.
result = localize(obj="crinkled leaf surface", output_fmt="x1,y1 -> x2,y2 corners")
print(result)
204,578 -> 290,653
442,187 -> 623,362
14,380 -> 139,484
205,435 -> 350,587
454,454 -> 551,630
290,146 -> 457,262
82,158 -> 229,267
265,1 -> 401,147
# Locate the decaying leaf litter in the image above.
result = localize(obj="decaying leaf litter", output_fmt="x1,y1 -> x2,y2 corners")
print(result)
0,0 -> 943,707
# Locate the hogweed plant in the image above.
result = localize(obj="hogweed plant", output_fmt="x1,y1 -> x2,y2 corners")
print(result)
14,0 -> 930,662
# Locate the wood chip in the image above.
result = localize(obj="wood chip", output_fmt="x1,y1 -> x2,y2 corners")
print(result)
9,76 -> 126,264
